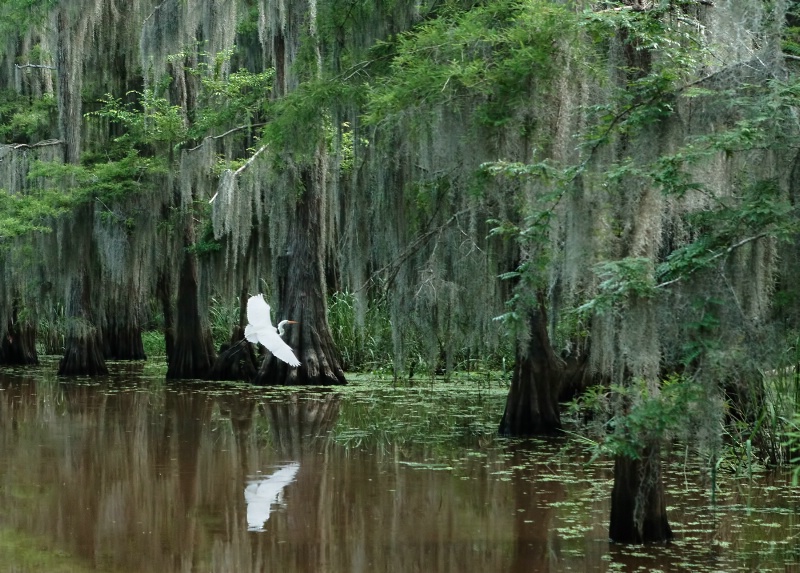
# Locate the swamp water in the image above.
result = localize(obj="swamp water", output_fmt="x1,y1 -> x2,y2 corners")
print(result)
0,362 -> 799,573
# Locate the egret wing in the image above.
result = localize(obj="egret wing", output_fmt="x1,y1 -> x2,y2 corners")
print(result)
244,323 -> 259,343
247,294 -> 274,329
261,329 -> 301,367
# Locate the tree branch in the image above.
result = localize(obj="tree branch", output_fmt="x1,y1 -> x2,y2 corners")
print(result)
15,63 -> 56,70
186,123 -> 267,152
355,208 -> 471,293
0,139 -> 64,151
655,232 -> 768,290
208,144 -> 268,203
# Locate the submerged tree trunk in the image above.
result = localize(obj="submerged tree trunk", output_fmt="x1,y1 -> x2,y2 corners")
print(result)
499,301 -> 563,435
609,443 -> 673,544
253,164 -> 345,386
166,243 -> 216,379
0,302 -> 39,365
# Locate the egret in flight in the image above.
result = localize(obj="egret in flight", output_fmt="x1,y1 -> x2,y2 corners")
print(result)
245,294 -> 301,367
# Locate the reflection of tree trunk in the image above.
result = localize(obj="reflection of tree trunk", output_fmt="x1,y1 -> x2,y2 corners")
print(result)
609,443 -> 672,544
508,443 -> 565,571
499,299 -> 562,435
166,226 -> 215,379
262,393 -> 341,456
253,160 -> 345,386
0,300 -> 38,365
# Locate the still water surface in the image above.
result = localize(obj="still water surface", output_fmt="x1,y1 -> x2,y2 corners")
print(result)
1,362 -> 799,572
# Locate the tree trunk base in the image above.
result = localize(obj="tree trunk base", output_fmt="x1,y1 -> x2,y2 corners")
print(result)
609,446 -> 673,544
0,318 -> 39,365
165,248 -> 215,380
253,347 -> 346,386
58,333 -> 108,376
103,323 -> 146,360
498,305 -> 562,436
207,328 -> 258,381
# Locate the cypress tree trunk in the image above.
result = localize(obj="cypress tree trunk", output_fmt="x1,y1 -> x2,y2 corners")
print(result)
166,242 -> 215,379
208,242 -> 258,381
157,272 -> 175,363
102,319 -> 146,360
253,165 -> 345,386
207,325 -> 258,381
609,443 -> 673,544
0,302 -> 39,366
58,266 -> 108,376
498,300 -> 562,435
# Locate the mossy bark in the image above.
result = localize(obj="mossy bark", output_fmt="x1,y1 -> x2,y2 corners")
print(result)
166,231 -> 215,379
102,320 -> 146,360
0,303 -> 39,366
253,165 -> 345,386
207,326 -> 258,381
609,444 -> 673,544
58,267 -> 108,376
499,301 -> 563,436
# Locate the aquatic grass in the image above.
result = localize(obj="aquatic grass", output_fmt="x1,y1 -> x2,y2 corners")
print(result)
0,528 -> 96,573
331,380 -> 507,454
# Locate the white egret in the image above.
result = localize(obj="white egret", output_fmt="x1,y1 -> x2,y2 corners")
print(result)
244,294 -> 301,367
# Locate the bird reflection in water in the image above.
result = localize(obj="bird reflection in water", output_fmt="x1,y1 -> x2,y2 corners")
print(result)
244,462 -> 300,531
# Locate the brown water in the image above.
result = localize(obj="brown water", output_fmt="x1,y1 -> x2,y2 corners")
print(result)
1,363 -> 799,573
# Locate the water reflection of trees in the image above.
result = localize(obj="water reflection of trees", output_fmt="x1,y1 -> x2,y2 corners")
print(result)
0,375 -> 606,572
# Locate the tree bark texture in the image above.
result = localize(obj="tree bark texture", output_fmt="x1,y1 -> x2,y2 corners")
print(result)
166,244 -> 216,379
0,303 -> 39,366
58,267 -> 108,376
609,444 -> 673,544
206,326 -> 258,381
102,320 -> 146,360
499,303 -> 563,436
253,163 -> 345,386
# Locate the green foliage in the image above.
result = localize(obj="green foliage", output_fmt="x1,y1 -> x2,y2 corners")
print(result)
28,150 -> 159,206
186,202 -> 222,257
86,90 -> 187,155
187,64 -> 274,138
208,296 -> 239,349
575,257 -> 657,316
571,374 -> 704,459
364,0 -> 580,127
0,90 -> 56,144
141,330 -> 167,358
0,187 -> 72,242
328,291 -> 393,372
37,303 -> 65,355
262,78 -> 361,156
0,0 -> 56,52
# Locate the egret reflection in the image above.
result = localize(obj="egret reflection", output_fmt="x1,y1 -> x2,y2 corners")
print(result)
245,462 -> 300,531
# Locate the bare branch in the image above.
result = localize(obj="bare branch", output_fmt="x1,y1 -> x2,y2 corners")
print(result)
186,123 -> 267,152
355,208 -> 471,293
15,63 -> 56,70
1,139 -> 64,151
208,144 -> 268,203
